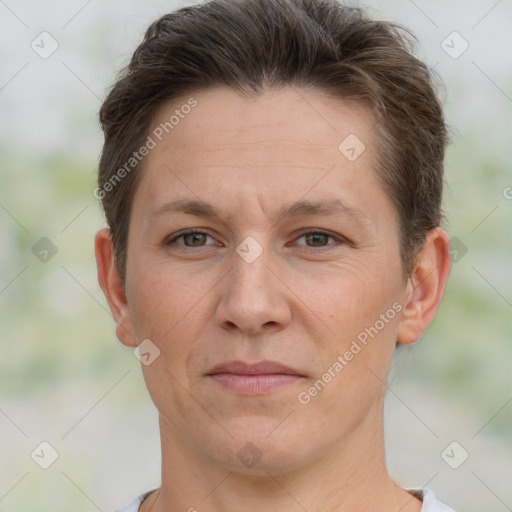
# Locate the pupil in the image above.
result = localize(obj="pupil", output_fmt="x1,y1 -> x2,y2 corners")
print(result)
308,233 -> 326,246
186,233 -> 205,246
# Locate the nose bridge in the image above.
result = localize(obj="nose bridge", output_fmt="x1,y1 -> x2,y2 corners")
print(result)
231,240 -> 275,309
216,236 -> 290,333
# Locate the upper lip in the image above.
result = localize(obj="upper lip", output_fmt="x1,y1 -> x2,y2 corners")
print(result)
207,360 -> 304,376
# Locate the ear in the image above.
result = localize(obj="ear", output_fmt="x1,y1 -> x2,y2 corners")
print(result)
396,227 -> 451,344
94,227 -> 137,347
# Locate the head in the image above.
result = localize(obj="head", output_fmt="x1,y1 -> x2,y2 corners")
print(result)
95,0 -> 451,473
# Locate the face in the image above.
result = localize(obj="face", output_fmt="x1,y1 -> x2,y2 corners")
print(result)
116,87 -> 414,471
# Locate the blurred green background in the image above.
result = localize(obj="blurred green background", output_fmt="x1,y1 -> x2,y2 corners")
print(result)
1,1 -> 511,511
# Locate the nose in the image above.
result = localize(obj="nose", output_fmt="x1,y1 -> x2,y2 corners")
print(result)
215,244 -> 291,335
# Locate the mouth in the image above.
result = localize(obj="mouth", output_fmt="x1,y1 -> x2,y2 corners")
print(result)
206,360 -> 306,395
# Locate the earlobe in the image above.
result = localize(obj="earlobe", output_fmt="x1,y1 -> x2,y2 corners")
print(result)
396,227 -> 452,345
94,228 -> 137,347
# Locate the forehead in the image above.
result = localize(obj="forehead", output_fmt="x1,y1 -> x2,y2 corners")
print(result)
150,86 -> 376,164
133,86 -> 393,228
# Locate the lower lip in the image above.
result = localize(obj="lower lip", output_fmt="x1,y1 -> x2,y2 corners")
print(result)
208,373 -> 303,394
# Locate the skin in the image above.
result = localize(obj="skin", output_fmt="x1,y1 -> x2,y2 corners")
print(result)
95,86 -> 451,512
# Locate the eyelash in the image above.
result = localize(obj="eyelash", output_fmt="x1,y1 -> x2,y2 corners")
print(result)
165,229 -> 345,251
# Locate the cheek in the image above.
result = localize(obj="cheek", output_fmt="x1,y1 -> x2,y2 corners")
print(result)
127,263 -> 220,376
308,260 -> 403,386
298,308 -> 399,430
126,268 -> 186,370
127,268 -> 208,421
317,263 -> 400,336
128,261 -> 199,334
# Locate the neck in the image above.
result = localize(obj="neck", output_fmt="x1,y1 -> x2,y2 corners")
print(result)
142,399 -> 421,512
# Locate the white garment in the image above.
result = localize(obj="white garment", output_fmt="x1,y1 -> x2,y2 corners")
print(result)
115,487 -> 455,511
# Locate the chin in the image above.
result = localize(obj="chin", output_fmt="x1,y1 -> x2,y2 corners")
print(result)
205,419 -> 309,473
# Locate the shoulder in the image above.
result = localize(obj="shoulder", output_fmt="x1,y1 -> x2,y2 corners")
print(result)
114,490 -> 156,512
407,487 -> 456,512
115,487 -> 455,512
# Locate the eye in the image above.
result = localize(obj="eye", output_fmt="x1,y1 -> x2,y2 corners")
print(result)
166,229 -> 218,248
165,228 -> 345,251
294,230 -> 344,249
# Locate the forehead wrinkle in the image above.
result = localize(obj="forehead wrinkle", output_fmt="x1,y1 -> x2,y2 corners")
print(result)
174,164 -> 333,172
177,139 -> 334,152
150,197 -> 372,229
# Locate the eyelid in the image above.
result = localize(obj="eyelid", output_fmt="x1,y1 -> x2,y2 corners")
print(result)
291,228 -> 346,249
166,228 -> 217,246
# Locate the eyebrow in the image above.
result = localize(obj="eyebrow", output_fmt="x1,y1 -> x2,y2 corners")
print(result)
150,197 -> 370,225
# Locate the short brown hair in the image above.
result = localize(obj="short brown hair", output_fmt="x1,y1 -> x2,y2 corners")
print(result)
98,0 -> 448,280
